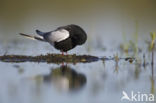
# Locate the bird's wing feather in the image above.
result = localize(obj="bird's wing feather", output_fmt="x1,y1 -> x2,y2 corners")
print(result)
36,30 -> 45,36
19,33 -> 46,42
49,29 -> 69,42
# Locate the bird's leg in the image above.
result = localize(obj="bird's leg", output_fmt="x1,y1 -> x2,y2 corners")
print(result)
61,51 -> 64,56
65,62 -> 68,66
65,52 -> 68,55
61,51 -> 67,56
62,62 -> 64,66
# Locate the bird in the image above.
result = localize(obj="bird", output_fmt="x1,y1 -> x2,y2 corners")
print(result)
20,24 -> 87,55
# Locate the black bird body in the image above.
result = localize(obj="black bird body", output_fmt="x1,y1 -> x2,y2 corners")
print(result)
20,24 -> 87,52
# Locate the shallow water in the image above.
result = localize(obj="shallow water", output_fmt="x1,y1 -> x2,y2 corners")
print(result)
0,0 -> 156,103
0,39 -> 155,103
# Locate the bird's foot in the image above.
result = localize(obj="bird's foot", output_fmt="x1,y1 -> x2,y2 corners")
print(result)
61,52 -> 64,56
61,51 -> 68,56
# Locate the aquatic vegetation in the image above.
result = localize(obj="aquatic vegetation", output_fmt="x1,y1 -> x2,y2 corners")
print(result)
150,76 -> 155,94
13,65 -> 24,74
143,54 -> 146,69
149,35 -> 155,93
125,57 -> 134,63
149,32 -> 155,77
114,53 -> 119,73
120,21 -> 140,56
134,59 -> 142,80
149,32 -> 156,51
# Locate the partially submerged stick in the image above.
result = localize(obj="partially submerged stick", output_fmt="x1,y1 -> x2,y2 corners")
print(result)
0,53 -> 136,64
0,54 -> 99,64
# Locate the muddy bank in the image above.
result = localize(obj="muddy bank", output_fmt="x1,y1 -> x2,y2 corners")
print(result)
0,53 -> 136,64
0,54 -> 100,64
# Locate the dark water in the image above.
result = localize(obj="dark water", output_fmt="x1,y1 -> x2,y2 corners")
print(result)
0,0 -> 156,103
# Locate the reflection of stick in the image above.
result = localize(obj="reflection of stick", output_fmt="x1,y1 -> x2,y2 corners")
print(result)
19,33 -> 46,42
143,54 -> 146,69
151,43 -> 154,94
151,43 -> 154,77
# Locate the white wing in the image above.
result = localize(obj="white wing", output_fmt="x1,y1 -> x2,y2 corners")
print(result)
49,29 -> 69,43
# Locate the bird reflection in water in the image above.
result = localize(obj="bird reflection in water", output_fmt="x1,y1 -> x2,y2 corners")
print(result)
43,65 -> 87,91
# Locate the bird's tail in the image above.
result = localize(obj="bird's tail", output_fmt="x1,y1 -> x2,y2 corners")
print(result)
36,29 -> 45,36
19,33 -> 46,42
